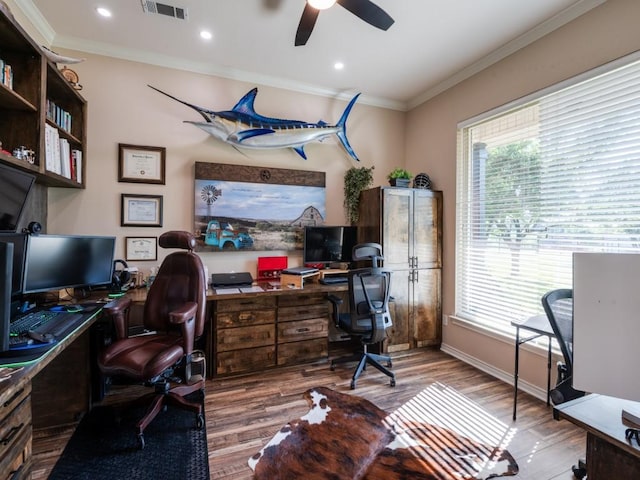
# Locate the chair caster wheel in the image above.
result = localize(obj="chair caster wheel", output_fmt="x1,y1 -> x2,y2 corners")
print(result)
388,361 -> 392,368
137,433 -> 145,450
330,365 -> 336,371
390,378 -> 396,387
350,381 -> 356,390
196,413 -> 204,429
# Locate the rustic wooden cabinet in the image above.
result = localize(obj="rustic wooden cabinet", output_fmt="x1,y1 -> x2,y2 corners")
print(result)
0,8 -> 86,188
211,286 -> 341,377
358,187 -> 442,350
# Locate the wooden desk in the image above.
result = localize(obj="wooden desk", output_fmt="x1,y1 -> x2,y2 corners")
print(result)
0,308 -> 102,480
208,282 -> 348,377
554,394 -> 640,478
511,314 -> 555,420
117,283 -> 349,378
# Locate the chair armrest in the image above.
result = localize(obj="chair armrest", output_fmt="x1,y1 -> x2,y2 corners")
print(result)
169,302 -> 198,355
327,294 -> 343,306
327,294 -> 343,327
168,302 -> 198,325
103,296 -> 132,339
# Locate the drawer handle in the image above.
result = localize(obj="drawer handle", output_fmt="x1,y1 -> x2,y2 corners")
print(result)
3,388 -> 24,409
297,328 -> 310,333
1,423 -> 24,446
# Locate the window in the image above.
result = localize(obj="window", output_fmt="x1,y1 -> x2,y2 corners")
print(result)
456,53 -> 640,333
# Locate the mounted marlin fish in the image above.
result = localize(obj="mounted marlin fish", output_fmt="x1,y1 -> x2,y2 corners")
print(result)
148,85 -> 360,161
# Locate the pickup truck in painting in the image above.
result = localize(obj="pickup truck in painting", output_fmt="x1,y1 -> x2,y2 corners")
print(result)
203,220 -> 254,250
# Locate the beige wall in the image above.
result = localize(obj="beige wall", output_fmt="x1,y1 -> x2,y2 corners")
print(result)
44,54 -> 403,277
9,0 -> 640,395
405,0 -> 640,391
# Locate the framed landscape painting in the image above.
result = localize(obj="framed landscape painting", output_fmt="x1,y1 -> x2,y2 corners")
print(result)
194,162 -> 326,252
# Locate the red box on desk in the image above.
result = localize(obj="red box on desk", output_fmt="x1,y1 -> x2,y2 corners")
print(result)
257,256 -> 288,281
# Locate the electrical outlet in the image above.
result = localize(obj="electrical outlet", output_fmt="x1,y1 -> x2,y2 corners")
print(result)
442,314 -> 448,326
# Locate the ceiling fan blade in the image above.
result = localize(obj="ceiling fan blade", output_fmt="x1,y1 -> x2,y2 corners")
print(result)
295,4 -> 320,46
337,0 -> 394,31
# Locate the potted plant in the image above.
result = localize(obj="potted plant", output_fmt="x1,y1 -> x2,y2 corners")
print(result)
344,165 -> 375,224
387,167 -> 412,187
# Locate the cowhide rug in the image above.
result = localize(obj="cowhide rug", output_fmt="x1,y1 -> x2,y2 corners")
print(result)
249,385 -> 519,480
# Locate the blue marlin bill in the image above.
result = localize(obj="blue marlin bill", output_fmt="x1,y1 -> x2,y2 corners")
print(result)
149,85 -> 360,161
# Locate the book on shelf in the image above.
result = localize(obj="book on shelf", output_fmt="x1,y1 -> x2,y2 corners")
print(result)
46,99 -> 72,133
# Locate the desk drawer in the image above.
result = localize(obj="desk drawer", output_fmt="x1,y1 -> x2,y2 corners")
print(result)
215,309 -> 276,328
278,304 -> 328,322
216,346 -> 276,375
216,297 -> 276,312
217,324 -> 275,352
278,318 -> 328,343
278,293 -> 327,308
277,338 -> 328,366
0,394 -> 32,480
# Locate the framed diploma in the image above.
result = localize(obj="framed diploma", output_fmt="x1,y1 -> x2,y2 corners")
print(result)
121,194 -> 163,227
125,236 -> 158,261
118,144 -> 166,184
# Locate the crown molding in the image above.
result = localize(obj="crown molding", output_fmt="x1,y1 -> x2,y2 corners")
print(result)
406,0 -> 606,110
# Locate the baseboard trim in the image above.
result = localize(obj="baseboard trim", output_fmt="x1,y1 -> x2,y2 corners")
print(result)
440,343 -> 547,403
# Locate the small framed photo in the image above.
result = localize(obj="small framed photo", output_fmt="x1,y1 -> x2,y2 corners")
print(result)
118,143 -> 166,184
125,236 -> 158,261
121,194 -> 163,227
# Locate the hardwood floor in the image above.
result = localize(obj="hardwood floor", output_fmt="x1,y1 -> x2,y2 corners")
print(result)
32,348 -> 586,479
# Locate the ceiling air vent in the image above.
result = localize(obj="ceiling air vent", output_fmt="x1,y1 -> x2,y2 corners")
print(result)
141,1 -> 188,20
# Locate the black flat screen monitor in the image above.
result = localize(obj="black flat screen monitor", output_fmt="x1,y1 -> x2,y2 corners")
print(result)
303,226 -> 358,267
0,241 -> 13,352
22,235 -> 116,294
0,233 -> 27,297
0,163 -> 35,233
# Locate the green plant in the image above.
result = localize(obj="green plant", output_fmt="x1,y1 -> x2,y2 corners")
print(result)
344,165 -> 375,225
387,167 -> 413,180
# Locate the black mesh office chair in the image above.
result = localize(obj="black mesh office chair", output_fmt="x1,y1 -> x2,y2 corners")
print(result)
328,243 -> 395,390
542,288 -> 587,479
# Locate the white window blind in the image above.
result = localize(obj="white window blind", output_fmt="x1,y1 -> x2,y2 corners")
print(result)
456,56 -> 640,333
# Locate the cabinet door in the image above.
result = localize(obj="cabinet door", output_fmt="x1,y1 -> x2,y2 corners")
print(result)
382,188 -> 412,270
412,268 -> 441,347
387,269 -> 411,351
413,190 -> 442,269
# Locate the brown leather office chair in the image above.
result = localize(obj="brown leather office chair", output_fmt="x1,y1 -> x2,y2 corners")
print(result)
98,231 -> 207,448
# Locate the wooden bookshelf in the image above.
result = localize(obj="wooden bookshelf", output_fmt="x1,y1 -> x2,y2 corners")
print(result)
0,8 -> 86,188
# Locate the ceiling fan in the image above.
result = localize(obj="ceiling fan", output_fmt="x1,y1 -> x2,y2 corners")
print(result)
295,0 -> 394,46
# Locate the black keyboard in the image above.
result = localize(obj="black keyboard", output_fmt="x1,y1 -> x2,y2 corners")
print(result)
7,306 -> 97,356
10,310 -> 63,336
320,276 -> 348,285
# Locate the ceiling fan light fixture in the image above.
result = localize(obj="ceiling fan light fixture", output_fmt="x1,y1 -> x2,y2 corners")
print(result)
308,0 -> 336,10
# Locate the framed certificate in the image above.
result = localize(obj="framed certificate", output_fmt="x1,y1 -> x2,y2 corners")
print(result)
121,194 -> 163,227
118,144 -> 166,184
125,236 -> 158,261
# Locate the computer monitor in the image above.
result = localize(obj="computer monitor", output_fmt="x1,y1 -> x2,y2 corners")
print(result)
573,252 -> 640,421
0,163 -> 35,233
303,226 -> 358,267
22,235 -> 116,294
0,232 -> 28,297
0,241 -> 13,352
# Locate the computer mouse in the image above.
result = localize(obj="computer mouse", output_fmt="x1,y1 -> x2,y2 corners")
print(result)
28,330 -> 56,343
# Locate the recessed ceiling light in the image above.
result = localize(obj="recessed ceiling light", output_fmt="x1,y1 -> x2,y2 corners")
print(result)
96,7 -> 112,17
308,0 -> 337,10
334,62 -> 344,70
200,30 -> 213,40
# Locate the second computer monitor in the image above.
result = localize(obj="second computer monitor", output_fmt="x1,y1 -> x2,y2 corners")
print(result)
22,235 -> 116,294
